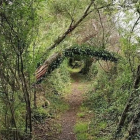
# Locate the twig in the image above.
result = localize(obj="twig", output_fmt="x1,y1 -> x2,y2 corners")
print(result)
44,0 -> 95,53
97,3 -> 113,10
128,14 -> 140,46
127,13 -> 140,75
98,60 -> 109,73
94,2 -> 105,48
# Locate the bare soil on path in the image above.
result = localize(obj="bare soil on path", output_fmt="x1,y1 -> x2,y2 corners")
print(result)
58,73 -> 89,140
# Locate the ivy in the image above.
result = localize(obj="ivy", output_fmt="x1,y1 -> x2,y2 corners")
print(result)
64,47 -> 118,62
36,46 -> 118,83
48,56 -> 65,74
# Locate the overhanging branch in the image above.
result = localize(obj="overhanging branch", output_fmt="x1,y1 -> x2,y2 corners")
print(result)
45,1 -> 95,52
36,46 -> 118,84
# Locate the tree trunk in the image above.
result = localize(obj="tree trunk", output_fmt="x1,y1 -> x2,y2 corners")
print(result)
34,87 -> 37,109
20,55 -> 32,139
80,58 -> 93,74
114,65 -> 140,139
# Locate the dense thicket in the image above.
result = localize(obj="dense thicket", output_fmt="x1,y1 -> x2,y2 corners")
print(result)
0,0 -> 40,139
1,0 -> 140,140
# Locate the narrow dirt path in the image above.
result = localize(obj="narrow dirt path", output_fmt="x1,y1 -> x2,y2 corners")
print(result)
58,73 -> 89,140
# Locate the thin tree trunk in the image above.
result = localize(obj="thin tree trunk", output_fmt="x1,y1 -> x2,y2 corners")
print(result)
19,55 -> 32,139
34,87 -> 37,109
114,65 -> 140,139
80,58 -> 93,74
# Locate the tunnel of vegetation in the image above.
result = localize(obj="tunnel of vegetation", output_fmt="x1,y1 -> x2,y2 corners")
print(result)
35,46 -> 118,83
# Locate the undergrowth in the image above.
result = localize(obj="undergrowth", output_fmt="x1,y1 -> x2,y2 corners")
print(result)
82,60 -> 134,139
32,61 -> 71,139
74,122 -> 89,140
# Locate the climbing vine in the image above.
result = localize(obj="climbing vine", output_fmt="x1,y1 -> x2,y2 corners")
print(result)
64,47 -> 118,62
36,46 -> 118,83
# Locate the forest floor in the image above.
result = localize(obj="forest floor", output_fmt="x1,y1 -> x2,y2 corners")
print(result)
33,73 -> 92,140
58,73 -> 91,140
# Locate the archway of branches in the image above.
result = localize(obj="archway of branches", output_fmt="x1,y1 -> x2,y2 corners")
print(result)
35,46 -> 118,84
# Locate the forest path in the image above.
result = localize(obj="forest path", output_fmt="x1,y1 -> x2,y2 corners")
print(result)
58,73 -> 90,140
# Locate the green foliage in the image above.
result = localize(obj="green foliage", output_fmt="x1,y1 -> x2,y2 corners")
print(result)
46,59 -> 71,93
74,122 -> 89,140
0,0 -> 140,139
83,58 -> 134,139
32,108 -> 48,123
64,46 -> 118,62
47,56 -> 65,75
36,0 -> 90,53
47,0 -> 82,18
0,0 -> 42,139
37,45 -> 118,83
48,93 -> 69,114
86,62 -> 98,80
0,92 -> 27,139
77,112 -> 86,118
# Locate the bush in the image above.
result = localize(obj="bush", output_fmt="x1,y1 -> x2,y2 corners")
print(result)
32,108 -> 49,123
46,59 -> 71,93
74,122 -> 89,140
83,59 -> 134,139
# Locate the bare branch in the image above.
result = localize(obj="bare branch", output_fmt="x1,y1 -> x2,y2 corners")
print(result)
94,2 -> 105,48
128,15 -> 140,44
44,0 -> 95,54
97,3 -> 113,10
43,1 -> 114,56
127,14 -> 140,75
